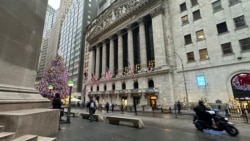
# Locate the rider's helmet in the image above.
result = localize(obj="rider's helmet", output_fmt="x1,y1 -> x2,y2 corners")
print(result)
198,100 -> 204,106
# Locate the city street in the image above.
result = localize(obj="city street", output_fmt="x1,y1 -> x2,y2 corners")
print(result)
55,110 -> 250,141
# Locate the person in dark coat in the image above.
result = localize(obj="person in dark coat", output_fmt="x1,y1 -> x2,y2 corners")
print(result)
52,93 -> 62,117
52,93 -> 62,130
177,101 -> 181,113
87,96 -> 96,114
111,103 -> 115,112
105,102 -> 110,113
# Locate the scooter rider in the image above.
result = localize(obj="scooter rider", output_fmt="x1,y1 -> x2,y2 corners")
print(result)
194,100 -> 217,128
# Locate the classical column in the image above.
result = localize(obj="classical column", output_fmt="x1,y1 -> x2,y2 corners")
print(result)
151,11 -> 167,69
95,46 -> 100,78
118,31 -> 123,76
139,18 -> 147,70
127,26 -> 134,72
102,41 -> 107,79
90,46 -> 96,81
109,38 -> 114,77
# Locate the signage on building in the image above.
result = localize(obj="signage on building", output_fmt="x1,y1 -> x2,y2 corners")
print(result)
196,75 -> 206,87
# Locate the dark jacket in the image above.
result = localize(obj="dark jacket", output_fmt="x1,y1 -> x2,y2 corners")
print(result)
52,98 -> 62,109
87,100 -> 96,109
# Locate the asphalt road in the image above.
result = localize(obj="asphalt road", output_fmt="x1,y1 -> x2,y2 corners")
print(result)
55,116 -> 250,141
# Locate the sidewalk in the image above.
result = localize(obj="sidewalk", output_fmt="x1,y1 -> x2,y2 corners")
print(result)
70,108 -> 250,138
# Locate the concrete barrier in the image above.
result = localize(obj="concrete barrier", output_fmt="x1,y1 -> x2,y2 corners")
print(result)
0,108 -> 60,137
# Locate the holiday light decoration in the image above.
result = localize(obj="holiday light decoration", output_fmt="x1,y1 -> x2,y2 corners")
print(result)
38,55 -> 70,98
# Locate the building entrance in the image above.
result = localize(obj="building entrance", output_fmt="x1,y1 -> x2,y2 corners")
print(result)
149,96 -> 157,108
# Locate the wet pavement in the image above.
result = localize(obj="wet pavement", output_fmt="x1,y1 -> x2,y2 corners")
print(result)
55,109 -> 250,141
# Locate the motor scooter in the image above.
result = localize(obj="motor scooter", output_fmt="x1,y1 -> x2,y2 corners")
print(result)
193,110 -> 239,136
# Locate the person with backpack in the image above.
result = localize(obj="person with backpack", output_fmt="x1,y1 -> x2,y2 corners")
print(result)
87,96 -> 96,122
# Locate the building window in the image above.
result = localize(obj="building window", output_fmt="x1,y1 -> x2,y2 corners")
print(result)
229,0 -> 240,5
216,22 -> 228,34
221,43 -> 233,55
187,52 -> 195,62
184,34 -> 192,45
191,0 -> 198,6
199,49 -> 209,60
193,10 -> 201,21
239,38 -> 250,51
212,0 -> 222,12
196,30 -> 205,41
181,15 -> 189,25
180,3 -> 187,12
234,15 -> 247,29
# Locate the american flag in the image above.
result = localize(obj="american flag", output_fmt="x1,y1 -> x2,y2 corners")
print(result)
105,67 -> 111,80
128,60 -> 134,77
91,73 -> 97,83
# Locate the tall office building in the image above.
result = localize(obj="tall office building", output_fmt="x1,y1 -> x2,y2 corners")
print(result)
97,0 -> 115,14
46,0 -> 73,69
59,0 -> 98,96
84,0 -> 250,110
36,5 -> 56,80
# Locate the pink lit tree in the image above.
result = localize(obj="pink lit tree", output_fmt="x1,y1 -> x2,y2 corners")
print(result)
38,55 -> 69,98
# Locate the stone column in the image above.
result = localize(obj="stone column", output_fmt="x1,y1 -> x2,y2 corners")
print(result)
109,38 -> 114,77
102,42 -> 107,79
90,47 -> 95,81
151,13 -> 167,69
139,19 -> 147,70
95,46 -> 100,78
0,0 -> 50,111
127,26 -> 134,71
118,32 -> 123,76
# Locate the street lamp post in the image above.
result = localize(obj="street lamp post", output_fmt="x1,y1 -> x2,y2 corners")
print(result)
66,80 -> 74,123
48,84 -> 53,97
174,52 -> 189,103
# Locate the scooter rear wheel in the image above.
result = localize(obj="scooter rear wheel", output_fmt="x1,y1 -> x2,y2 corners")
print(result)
225,125 -> 239,136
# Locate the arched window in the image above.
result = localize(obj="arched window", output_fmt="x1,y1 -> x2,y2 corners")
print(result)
97,85 -> 99,91
148,80 -> 154,88
91,86 -> 93,91
134,81 -> 139,89
231,73 -> 250,99
112,83 -> 115,90
104,85 -> 107,91
122,82 -> 126,90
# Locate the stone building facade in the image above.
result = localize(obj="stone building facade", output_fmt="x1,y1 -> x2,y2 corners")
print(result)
83,0 -> 250,109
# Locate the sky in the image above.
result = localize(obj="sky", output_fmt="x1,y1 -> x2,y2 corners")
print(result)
48,0 -> 61,10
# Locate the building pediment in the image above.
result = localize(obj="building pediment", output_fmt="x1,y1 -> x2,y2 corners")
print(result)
86,0 -> 162,45
87,0 -> 146,41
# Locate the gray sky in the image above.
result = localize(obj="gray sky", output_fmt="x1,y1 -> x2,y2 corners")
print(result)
48,0 -> 61,10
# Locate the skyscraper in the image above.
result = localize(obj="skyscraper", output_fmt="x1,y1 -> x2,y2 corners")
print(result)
36,5 -> 56,80
59,0 -> 98,96
46,0 -> 73,69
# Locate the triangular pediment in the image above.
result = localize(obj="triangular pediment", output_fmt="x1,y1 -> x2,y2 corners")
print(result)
86,0 -> 148,41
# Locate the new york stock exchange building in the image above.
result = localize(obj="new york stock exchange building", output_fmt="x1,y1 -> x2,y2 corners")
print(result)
83,0 -> 250,111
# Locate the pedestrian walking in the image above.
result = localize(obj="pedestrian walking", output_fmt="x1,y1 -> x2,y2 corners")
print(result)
87,96 -> 96,122
177,101 -> 181,113
105,102 -> 110,113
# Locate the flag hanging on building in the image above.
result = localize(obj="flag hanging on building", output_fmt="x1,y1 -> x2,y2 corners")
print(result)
105,67 -> 111,80
91,73 -> 97,83
128,60 -> 135,77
